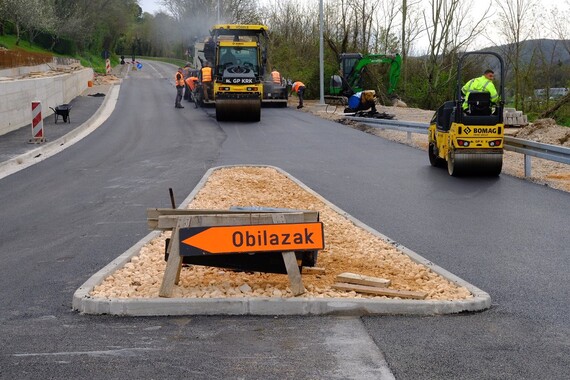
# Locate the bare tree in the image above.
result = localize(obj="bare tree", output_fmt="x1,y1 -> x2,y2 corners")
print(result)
536,0 -> 570,118
323,0 -> 357,57
159,0 -> 260,56
399,0 -> 423,59
548,1 -> 570,57
494,0 -> 539,109
371,0 -> 398,54
420,0 -> 491,109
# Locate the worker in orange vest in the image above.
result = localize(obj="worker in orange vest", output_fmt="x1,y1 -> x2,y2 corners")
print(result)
290,81 -> 305,109
174,67 -> 185,108
201,62 -> 213,101
185,74 -> 198,91
271,68 -> 282,85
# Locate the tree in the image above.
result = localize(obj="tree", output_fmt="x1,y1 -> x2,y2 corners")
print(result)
418,0 -> 490,109
0,0 -> 56,45
548,1 -> 570,58
155,0 -> 260,59
494,0 -> 539,110
399,0 -> 423,59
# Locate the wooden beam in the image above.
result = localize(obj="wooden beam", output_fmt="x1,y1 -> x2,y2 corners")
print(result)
159,216 -> 191,298
332,282 -> 427,300
148,209 -> 319,230
302,266 -> 326,274
272,213 -> 306,296
336,272 -> 390,288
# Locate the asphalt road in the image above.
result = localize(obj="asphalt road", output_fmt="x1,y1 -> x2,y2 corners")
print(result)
0,60 -> 568,379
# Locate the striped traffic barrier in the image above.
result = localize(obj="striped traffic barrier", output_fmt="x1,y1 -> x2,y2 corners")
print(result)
29,101 -> 45,144
106,58 -> 111,75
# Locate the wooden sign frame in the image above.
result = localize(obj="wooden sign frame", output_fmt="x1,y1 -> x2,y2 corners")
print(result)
149,209 -> 320,298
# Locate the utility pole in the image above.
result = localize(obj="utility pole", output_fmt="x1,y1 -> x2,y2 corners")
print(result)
319,0 -> 325,105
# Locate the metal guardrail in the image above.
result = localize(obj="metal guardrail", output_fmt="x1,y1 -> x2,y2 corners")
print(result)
345,116 -> 570,177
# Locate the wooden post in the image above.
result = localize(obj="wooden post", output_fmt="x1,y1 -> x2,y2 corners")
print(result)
159,216 -> 191,298
272,213 -> 306,296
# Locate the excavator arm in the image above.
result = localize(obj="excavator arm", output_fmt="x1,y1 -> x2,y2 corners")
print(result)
336,53 -> 402,97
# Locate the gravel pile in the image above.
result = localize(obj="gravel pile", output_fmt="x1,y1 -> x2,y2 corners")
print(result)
90,166 -> 472,301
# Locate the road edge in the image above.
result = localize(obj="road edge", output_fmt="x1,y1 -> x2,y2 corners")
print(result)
0,84 -> 121,180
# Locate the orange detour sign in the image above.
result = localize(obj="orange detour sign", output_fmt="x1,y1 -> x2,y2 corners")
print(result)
179,222 -> 324,256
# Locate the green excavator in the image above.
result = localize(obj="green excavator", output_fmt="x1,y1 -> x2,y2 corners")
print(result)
330,52 -> 402,98
328,52 -> 401,118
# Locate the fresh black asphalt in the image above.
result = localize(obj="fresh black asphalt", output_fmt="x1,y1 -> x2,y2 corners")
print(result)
0,59 -> 568,379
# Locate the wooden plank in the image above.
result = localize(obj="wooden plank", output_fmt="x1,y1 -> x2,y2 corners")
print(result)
336,272 -> 390,288
147,208 -> 317,219
272,213 -> 305,296
302,266 -> 326,274
157,213 -> 295,230
282,251 -> 305,296
159,217 -> 191,298
332,282 -> 427,300
151,212 -> 318,230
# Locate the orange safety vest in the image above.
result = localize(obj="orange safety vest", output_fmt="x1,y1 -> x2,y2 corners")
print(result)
271,70 -> 281,85
175,71 -> 184,87
292,81 -> 305,93
201,67 -> 212,82
186,76 -> 199,91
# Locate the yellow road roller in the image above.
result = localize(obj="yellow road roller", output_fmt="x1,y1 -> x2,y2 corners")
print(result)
210,24 -> 268,122
428,52 -> 505,176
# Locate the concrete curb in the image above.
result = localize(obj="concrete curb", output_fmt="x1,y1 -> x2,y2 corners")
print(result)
73,165 -> 492,316
0,84 -> 121,180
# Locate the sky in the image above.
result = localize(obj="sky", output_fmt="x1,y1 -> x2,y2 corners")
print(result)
139,0 -> 163,14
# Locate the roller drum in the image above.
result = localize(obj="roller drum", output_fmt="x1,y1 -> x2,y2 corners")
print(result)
448,150 -> 502,176
216,99 -> 261,122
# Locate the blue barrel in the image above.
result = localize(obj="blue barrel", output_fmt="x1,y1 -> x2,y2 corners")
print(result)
348,93 -> 362,109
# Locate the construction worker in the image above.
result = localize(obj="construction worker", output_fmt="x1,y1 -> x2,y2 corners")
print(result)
201,62 -> 213,102
185,71 -> 199,92
462,69 -> 499,112
271,68 -> 282,85
345,90 -> 378,114
290,81 -> 305,109
174,67 -> 185,109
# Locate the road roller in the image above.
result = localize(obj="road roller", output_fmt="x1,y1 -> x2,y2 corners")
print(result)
209,24 -> 268,122
428,52 -> 505,176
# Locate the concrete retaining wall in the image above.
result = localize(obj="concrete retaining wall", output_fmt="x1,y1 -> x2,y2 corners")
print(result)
0,68 -> 93,136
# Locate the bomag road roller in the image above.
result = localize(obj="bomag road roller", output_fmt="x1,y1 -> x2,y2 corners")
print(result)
209,24 -> 268,122
428,52 -> 505,176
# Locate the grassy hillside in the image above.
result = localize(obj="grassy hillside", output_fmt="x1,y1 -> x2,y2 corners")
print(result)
0,34 -> 115,74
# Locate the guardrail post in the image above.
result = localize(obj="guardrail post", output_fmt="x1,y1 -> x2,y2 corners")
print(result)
407,131 -> 412,144
524,154 -> 532,177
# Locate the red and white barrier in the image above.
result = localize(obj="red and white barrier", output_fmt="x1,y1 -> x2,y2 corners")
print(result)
106,59 -> 111,75
30,101 -> 44,142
